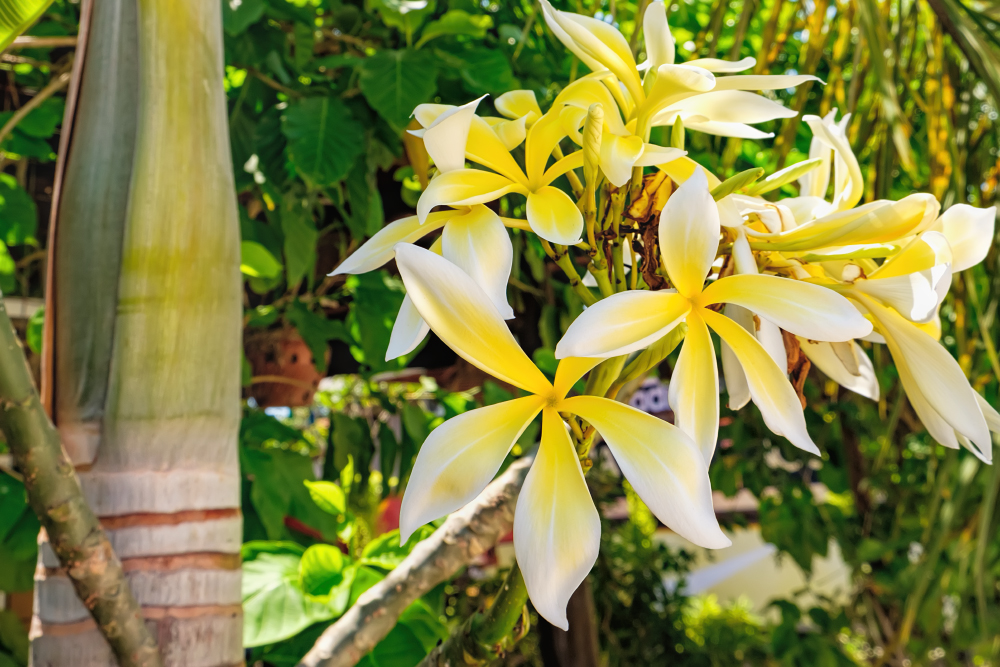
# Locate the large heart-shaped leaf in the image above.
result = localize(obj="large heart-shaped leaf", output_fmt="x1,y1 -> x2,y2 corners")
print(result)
358,50 -> 438,133
243,550 -> 337,647
282,96 -> 365,187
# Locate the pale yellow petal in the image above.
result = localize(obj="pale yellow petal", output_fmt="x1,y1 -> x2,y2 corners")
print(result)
600,133 -> 645,187
515,408 -> 601,630
386,295 -> 430,361
400,395 -> 546,542
799,339 -> 879,401
483,115 -> 528,151
525,110 -> 573,187
331,212 -> 452,275
667,91 -> 796,124
552,357 -> 602,399
441,206 -> 514,319
526,186 -> 584,245
495,90 -> 543,125
562,396 -> 730,548
658,169 -> 720,298
703,309 -> 820,455
684,57 -> 756,72
861,295 -> 991,452
870,230 -> 951,279
852,266 -> 951,324
656,155 -> 722,188
394,244 -> 552,394
555,291 -> 690,359
640,64 -> 716,121
710,74 -> 822,91
930,204 -> 997,272
680,120 -> 774,139
641,0 -> 674,70
466,117 -> 529,184
538,0 -> 606,75
803,113 -> 862,211
421,95 -> 486,173
667,312 -> 720,462
417,170 -> 523,223
633,144 -> 685,168
700,273 -> 873,341
720,304 -> 752,410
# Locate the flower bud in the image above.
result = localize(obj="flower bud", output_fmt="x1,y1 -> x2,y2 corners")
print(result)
583,103 -> 603,192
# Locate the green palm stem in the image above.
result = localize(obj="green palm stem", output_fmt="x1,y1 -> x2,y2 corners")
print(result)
0,299 -> 161,667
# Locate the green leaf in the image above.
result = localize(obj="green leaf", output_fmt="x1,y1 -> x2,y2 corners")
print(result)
25,305 -> 42,355
368,0 -> 436,36
416,10 -> 492,47
283,97 -> 365,188
344,154 -> 384,240
223,0 -> 266,35
0,174 -> 37,246
240,240 -> 283,279
0,611 -> 29,664
0,243 -> 15,295
285,300 -> 352,373
348,565 -> 386,607
358,50 -> 438,132
455,48 -> 518,95
304,480 -> 346,516
356,623 -> 427,667
299,543 -> 346,596
346,272 -> 407,371
242,551 -> 336,647
360,526 -> 436,569
280,199 -> 317,287
0,97 -> 63,139
0,0 -> 56,52
398,600 -> 448,652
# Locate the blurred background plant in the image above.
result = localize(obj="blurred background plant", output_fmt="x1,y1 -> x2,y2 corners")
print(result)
0,0 -> 998,665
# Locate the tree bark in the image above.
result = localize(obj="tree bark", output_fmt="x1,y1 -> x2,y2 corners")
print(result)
34,0 -> 244,663
0,300 -> 161,666
298,456 -> 533,667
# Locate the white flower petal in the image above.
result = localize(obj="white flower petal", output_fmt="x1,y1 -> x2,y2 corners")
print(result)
930,204 -> 997,272
400,396 -> 546,542
386,295 -> 430,361
704,309 -> 820,456
555,291 -> 690,359
421,95 -> 487,173
799,339 -> 880,401
515,409 -> 601,630
441,206 -> 515,319
668,313 -> 720,462
394,244 -> 552,394
658,168 -> 720,297
563,396 -> 730,548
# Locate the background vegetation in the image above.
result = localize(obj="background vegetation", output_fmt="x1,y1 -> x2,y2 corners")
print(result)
1,0 -> 999,664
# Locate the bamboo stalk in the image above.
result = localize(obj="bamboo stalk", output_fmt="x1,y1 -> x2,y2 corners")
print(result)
0,299 -> 161,667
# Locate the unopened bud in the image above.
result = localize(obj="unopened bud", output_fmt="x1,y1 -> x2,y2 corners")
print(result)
583,103 -> 604,191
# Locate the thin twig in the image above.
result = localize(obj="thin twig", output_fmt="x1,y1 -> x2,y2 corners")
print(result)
9,35 -> 79,49
0,68 -> 72,149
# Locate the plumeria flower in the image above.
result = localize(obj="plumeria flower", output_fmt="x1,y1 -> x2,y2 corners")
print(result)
331,205 -> 514,359
784,111 -> 864,222
855,292 -> 1000,463
393,243 -> 728,629
554,76 -> 686,187
540,0 -> 817,139
555,170 -> 873,461
415,105 -> 585,245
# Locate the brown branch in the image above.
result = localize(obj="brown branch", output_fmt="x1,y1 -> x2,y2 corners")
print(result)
298,455 -> 534,667
0,299 -> 162,666
0,67 -> 72,149
9,35 -> 79,49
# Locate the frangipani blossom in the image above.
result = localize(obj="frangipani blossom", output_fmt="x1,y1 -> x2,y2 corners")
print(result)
785,110 -> 863,222
554,76 -> 686,186
556,170 -> 873,460
331,205 -> 514,359
393,243 -> 728,629
923,203 -> 997,273
415,105 -> 584,245
540,0 -> 817,139
856,293 -> 999,463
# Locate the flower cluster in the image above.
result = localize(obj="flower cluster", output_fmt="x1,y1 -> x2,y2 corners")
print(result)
333,0 -> 999,629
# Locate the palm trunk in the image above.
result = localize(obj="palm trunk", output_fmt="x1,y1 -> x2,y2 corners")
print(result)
33,0 -> 243,664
